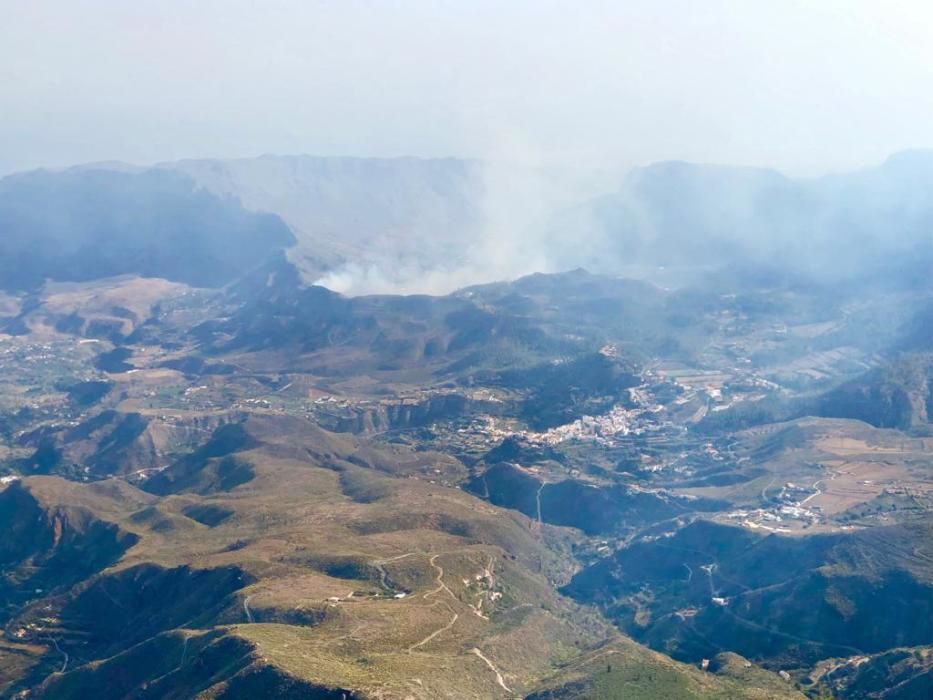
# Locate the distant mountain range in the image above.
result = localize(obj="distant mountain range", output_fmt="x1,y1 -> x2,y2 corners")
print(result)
4,150 -> 933,293
0,168 -> 294,291
562,149 -> 933,280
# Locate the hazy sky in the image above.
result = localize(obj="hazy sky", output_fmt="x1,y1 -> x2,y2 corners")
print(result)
3,0 -> 933,176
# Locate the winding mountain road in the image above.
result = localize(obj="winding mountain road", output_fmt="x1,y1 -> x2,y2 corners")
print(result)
423,554 -> 456,600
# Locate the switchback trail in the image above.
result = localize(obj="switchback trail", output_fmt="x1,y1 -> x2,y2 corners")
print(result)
423,554 -> 456,601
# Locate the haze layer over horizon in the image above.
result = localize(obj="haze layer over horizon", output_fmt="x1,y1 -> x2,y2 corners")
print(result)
4,1 -> 933,177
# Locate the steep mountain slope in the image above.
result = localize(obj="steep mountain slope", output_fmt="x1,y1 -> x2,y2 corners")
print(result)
36,628 -> 357,699
15,409 -> 232,480
0,168 -> 295,291
527,641 -> 804,700
565,520 -> 933,669
816,353 -> 933,433
0,480 -> 140,621
807,646 -> 933,699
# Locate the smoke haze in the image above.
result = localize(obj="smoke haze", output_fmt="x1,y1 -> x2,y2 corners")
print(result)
5,2 -> 933,295
4,1 -> 933,177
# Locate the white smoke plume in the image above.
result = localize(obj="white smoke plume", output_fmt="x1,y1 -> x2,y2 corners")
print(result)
312,152 -> 620,296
